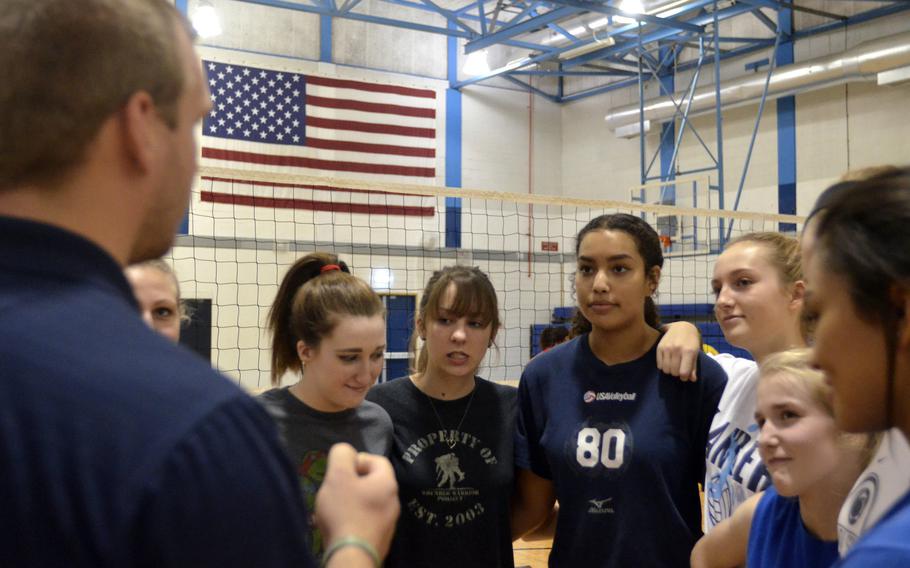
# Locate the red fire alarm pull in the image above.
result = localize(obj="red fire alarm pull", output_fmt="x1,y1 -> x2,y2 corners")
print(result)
541,241 -> 558,252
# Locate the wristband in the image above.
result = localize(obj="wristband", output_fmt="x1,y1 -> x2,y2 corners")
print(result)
321,536 -> 381,568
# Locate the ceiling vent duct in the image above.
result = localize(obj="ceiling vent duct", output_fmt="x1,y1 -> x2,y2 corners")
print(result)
605,31 -> 910,131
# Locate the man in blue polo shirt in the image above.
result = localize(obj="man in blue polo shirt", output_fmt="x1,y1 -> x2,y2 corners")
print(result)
0,1 -> 398,566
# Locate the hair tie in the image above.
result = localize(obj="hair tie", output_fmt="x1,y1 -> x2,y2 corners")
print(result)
320,264 -> 341,273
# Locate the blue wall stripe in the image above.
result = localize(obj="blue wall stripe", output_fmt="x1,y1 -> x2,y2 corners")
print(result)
320,15 -> 332,63
445,22 -> 462,249
445,88 -> 462,248
177,0 -> 190,235
776,8 -> 796,232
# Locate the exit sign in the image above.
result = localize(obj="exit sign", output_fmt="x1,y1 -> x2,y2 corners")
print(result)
541,241 -> 559,252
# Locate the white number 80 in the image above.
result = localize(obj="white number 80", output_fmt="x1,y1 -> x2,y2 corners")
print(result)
576,427 -> 626,469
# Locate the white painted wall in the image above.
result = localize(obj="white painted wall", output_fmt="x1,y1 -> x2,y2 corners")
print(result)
568,11 -> 910,213
174,1 -> 908,390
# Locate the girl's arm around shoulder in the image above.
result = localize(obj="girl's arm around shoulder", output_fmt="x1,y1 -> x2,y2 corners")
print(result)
657,321 -> 703,381
691,492 -> 762,568
511,468 -> 556,541
697,351 -> 728,402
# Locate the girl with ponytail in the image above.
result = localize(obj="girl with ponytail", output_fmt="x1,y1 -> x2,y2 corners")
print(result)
511,213 -> 728,567
258,252 -> 393,556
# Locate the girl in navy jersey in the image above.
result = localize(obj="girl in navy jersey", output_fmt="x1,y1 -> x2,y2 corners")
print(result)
366,265 -> 517,568
511,213 -> 727,567
690,349 -> 876,568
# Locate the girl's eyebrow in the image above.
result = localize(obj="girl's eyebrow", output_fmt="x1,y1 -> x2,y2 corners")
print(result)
578,254 -> 633,263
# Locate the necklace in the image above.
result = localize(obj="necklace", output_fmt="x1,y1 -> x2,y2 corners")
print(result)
420,382 -> 477,450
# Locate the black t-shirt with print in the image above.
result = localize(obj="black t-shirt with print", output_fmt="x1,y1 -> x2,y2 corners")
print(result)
367,376 -> 516,568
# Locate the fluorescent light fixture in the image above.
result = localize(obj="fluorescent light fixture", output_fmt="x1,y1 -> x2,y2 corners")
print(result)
614,0 -> 645,25
371,268 -> 393,290
192,0 -> 223,39
463,49 -> 491,76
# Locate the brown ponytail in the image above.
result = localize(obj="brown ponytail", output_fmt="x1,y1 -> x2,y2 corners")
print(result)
267,252 -> 384,385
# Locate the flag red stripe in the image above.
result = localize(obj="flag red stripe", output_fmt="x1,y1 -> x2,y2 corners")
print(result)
307,95 -> 436,119
306,137 -> 435,158
201,191 -> 435,217
202,147 -> 436,177
201,176 -> 434,198
307,75 -> 436,99
307,116 -> 434,138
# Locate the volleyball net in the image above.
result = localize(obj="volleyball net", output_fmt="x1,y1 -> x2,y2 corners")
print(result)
168,167 -> 803,390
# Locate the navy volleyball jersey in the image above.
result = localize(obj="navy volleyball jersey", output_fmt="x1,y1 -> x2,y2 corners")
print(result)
515,334 -> 726,567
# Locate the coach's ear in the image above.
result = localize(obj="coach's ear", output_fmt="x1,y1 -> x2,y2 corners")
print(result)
119,90 -> 159,174
894,285 -> 910,350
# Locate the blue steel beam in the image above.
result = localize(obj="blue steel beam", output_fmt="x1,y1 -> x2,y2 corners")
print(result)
511,69 -> 636,76
505,1 -> 543,27
547,21 -> 578,42
727,26 -> 783,239
338,0 -> 361,11
793,1 -> 910,39
233,0 -> 552,51
504,76 -> 560,102
464,6 -> 580,53
550,0 -> 704,33
477,0 -> 487,33
237,0 -> 472,36
712,1 -> 726,249
452,0 -> 724,88
561,1 -> 756,70
776,7 -> 797,233
750,7 -> 777,32
416,0 -> 476,35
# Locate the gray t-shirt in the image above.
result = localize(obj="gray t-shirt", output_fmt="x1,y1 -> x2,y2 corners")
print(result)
258,387 -> 393,554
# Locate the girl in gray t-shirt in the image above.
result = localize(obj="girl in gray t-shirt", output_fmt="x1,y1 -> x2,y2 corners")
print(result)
258,252 -> 393,556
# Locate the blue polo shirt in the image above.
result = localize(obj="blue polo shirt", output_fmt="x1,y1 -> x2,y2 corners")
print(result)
0,216 -> 313,567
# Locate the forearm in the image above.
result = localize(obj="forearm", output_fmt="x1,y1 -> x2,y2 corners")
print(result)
510,470 -> 556,539
325,546 -> 379,568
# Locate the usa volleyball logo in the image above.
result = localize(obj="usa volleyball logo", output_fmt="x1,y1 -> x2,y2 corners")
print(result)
583,391 -> 596,403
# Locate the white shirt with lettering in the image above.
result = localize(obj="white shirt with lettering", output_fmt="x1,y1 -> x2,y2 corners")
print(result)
838,428 -> 910,556
703,354 -> 771,532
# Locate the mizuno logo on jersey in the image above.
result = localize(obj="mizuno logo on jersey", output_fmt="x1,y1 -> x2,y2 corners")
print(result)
587,497 -> 614,514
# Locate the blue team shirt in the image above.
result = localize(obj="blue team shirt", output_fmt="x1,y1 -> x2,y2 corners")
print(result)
0,216 -> 314,567
837,488 -> 910,567
515,334 -> 726,567
747,485 -> 838,568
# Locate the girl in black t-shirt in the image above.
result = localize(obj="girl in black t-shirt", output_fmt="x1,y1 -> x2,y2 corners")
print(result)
367,265 -> 517,568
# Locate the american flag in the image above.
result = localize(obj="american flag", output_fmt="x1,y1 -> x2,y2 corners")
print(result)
198,60 -> 438,216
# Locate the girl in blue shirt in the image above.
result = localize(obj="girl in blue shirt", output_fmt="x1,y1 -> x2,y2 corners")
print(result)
690,349 -> 876,568
511,213 -> 727,567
